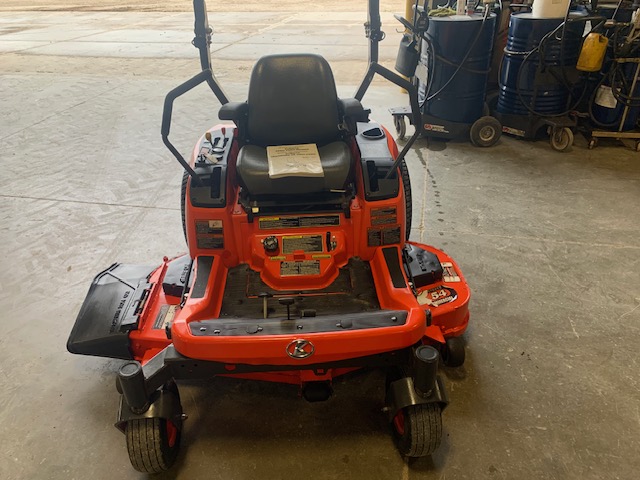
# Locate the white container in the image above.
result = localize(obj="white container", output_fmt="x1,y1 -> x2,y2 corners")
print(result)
531,0 -> 571,18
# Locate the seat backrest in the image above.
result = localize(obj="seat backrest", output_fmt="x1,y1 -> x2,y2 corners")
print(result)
247,54 -> 341,147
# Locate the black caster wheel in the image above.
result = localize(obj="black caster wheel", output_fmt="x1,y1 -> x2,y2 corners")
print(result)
470,116 -> 501,147
126,417 -> 181,473
588,138 -> 598,150
441,336 -> 465,367
394,115 -> 407,140
550,127 -> 573,152
125,381 -> 182,473
392,403 -> 443,457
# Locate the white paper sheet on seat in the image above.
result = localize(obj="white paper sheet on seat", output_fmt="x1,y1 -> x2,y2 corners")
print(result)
267,143 -> 325,179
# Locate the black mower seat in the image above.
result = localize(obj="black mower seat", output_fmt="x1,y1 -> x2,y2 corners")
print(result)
237,142 -> 351,195
220,53 -> 353,196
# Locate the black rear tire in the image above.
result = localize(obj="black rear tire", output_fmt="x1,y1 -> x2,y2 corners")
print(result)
400,159 -> 412,239
392,403 -> 443,457
441,336 -> 465,367
180,171 -> 188,243
126,417 -> 181,474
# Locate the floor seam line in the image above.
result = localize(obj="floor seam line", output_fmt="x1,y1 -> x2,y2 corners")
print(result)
1,194 -> 180,211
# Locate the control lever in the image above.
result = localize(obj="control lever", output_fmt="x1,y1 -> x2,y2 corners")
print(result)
279,297 -> 295,320
258,292 -> 272,319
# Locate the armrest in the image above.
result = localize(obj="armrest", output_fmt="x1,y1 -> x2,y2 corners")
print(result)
338,98 -> 370,134
218,102 -> 248,122
338,98 -> 367,119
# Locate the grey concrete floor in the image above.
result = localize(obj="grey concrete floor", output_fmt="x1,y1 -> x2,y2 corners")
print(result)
1,8 -> 639,480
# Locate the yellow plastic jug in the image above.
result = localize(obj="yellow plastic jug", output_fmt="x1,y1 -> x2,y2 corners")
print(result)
577,33 -> 608,72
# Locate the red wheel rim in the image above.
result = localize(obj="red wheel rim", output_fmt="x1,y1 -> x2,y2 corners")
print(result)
166,420 -> 178,448
393,409 -> 405,436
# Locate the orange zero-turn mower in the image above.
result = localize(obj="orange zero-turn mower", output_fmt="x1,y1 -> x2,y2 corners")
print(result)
67,0 -> 470,473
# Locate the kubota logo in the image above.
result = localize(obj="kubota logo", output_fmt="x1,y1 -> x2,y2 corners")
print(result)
286,339 -> 315,359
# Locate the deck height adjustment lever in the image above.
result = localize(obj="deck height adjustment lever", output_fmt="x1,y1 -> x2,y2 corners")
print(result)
258,292 -> 273,319
279,297 -> 295,320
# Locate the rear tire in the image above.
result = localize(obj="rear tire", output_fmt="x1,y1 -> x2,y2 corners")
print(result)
400,159 -> 412,239
180,171 -> 188,243
441,336 -> 465,367
392,403 -> 443,457
126,417 -> 181,474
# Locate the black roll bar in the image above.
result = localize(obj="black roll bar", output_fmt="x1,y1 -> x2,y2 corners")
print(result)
161,70 -> 213,186
356,0 -> 422,179
161,0 -> 228,184
164,0 -> 422,183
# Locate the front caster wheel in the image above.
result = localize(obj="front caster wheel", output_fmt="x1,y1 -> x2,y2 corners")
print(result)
550,127 -> 573,152
392,403 -> 443,457
126,417 -> 181,473
394,115 -> 407,140
441,336 -> 465,367
470,116 -> 502,147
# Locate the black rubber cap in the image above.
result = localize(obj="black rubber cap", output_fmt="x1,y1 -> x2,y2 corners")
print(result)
119,362 -> 142,378
415,345 -> 439,363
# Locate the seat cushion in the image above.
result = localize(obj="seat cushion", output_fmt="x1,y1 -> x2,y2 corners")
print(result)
236,141 -> 351,196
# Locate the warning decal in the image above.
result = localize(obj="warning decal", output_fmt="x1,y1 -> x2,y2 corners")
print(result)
281,260 -> 321,276
441,262 -> 461,282
367,225 -> 402,246
153,305 -> 177,329
259,215 -> 340,229
196,220 -> 224,249
282,235 -> 323,254
371,207 -> 398,226
197,236 -> 224,249
196,220 -> 223,234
